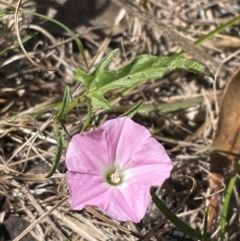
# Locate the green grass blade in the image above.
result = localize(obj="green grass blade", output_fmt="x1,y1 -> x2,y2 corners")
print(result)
120,101 -> 144,118
0,34 -> 36,57
175,14 -> 240,57
22,10 -> 87,68
152,191 -> 212,241
220,160 -> 240,240
194,14 -> 240,46
139,96 -> 204,114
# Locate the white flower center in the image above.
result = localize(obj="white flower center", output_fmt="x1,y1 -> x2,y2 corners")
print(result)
110,169 -> 121,184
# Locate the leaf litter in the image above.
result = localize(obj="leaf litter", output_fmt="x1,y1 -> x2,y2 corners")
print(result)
0,0 -> 240,240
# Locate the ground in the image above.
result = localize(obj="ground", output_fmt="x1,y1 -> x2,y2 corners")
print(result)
0,0 -> 240,240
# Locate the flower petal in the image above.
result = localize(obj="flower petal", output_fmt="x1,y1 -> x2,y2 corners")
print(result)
66,129 -> 111,174
67,171 -> 151,222
66,171 -> 112,211
105,183 -> 151,222
101,117 -> 152,167
124,137 -> 173,186
101,117 -> 173,185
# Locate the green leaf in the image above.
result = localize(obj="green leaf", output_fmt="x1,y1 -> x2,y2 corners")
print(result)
74,49 -> 212,109
152,191 -> 212,241
46,126 -> 63,178
74,49 -> 119,89
55,86 -> 71,120
120,101 -> 144,118
91,94 -> 111,109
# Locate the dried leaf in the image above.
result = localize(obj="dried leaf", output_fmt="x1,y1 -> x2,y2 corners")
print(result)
212,68 -> 240,158
208,68 -> 240,230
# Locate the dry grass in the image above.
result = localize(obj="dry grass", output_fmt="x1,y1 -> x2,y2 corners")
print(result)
0,0 -> 240,240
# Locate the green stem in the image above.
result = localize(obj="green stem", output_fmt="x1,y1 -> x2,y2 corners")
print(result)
81,96 -> 92,132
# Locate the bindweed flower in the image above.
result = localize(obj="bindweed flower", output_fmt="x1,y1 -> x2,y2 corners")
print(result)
66,117 -> 173,222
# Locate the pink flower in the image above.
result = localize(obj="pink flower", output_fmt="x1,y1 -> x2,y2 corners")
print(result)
66,117 -> 173,222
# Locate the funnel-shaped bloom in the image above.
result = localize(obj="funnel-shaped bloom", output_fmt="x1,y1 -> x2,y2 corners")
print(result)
66,117 -> 173,222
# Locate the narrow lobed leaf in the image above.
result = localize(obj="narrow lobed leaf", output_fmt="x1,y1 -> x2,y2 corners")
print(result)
74,49 -> 212,109
74,49 -> 119,89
